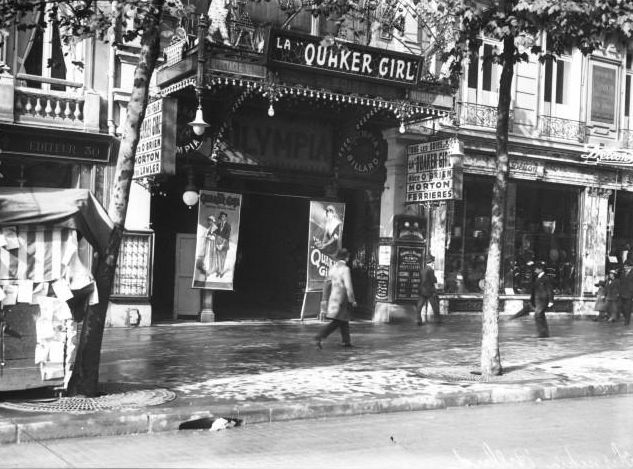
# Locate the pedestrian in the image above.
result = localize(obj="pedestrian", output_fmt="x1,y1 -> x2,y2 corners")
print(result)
315,248 -> 357,349
531,260 -> 554,338
417,254 -> 440,325
605,269 -> 621,322
592,280 -> 607,322
616,261 -> 633,325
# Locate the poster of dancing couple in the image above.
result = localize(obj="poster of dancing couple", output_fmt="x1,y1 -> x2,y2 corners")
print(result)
192,190 -> 242,290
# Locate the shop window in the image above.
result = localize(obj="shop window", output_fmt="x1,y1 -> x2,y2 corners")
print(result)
445,177 -> 493,293
507,184 -> 579,295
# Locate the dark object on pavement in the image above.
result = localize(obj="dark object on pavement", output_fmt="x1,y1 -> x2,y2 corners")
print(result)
178,416 -> 242,431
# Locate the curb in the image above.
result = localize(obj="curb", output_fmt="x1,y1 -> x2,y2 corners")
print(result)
1,379 -> 632,444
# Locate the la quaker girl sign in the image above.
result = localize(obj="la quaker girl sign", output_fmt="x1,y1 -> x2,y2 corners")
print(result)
268,29 -> 422,87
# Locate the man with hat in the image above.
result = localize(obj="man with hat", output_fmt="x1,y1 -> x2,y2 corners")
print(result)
531,260 -> 554,338
605,269 -> 621,322
616,261 -> 633,325
417,254 -> 440,325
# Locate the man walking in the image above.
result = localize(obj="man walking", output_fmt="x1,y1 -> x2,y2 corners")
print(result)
531,260 -> 554,338
617,261 -> 633,325
417,254 -> 440,325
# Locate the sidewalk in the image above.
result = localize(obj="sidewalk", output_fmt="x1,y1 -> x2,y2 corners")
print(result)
0,315 -> 632,444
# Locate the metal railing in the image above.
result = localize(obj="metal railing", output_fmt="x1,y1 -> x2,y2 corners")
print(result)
538,115 -> 586,143
457,102 -> 514,131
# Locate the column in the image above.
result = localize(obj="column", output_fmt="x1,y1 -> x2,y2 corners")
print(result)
575,187 -> 610,315
373,129 -> 424,323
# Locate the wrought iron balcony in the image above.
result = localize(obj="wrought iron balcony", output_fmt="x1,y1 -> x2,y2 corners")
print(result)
457,102 -> 513,131
619,129 -> 633,149
538,115 -> 586,143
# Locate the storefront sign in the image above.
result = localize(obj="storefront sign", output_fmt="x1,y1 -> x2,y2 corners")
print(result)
133,98 -> 177,179
226,115 -> 332,173
406,139 -> 460,202
591,65 -> 616,125
394,245 -> 423,301
0,125 -> 113,163
192,191 -> 243,291
582,145 -> 633,166
305,201 -> 346,291
268,29 -> 422,86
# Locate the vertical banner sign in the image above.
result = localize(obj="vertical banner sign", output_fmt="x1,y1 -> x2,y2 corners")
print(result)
133,98 -> 177,179
192,191 -> 242,290
406,139 -> 462,203
306,201 -> 346,291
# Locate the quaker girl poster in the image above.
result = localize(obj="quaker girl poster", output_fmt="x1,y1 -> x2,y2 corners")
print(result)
305,201 -> 346,291
192,190 -> 242,290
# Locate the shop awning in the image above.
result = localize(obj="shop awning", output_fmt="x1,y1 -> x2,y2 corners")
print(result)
0,187 -> 114,253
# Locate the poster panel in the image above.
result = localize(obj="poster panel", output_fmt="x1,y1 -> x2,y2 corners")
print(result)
305,201 -> 346,291
192,191 -> 242,290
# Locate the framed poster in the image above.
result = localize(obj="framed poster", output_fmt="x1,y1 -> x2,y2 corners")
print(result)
192,191 -> 242,290
590,64 -> 617,125
394,245 -> 424,302
305,200 -> 346,291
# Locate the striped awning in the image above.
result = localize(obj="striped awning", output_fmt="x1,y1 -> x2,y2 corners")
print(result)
0,226 -> 77,283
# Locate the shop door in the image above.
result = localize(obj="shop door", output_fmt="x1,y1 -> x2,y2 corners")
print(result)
173,233 -> 200,319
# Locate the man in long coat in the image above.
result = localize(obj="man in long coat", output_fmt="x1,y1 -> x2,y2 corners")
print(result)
417,254 -> 439,325
315,248 -> 357,349
617,261 -> 633,325
531,261 -> 554,338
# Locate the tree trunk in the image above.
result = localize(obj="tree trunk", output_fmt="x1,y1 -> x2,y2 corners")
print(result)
67,0 -> 165,396
480,33 -> 514,380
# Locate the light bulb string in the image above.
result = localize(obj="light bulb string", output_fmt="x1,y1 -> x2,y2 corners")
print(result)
202,74 -> 450,124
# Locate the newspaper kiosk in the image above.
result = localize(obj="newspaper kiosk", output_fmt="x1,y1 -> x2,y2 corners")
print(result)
0,187 -> 113,391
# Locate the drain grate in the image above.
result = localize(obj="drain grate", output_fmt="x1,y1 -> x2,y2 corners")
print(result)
0,388 -> 176,414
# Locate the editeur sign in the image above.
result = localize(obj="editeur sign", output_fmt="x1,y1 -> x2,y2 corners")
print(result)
134,98 -> 177,179
406,139 -> 462,203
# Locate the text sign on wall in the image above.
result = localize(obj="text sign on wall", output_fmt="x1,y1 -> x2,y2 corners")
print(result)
268,29 -> 422,86
133,98 -> 177,179
406,139 -> 461,203
591,65 -> 616,125
226,115 -> 333,173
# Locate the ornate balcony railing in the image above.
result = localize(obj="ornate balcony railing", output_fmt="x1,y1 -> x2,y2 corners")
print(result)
458,102 -> 514,131
538,115 -> 586,143
620,129 -> 633,149
14,74 -> 90,129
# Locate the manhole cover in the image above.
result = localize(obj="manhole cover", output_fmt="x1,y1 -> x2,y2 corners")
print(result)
0,388 -> 176,414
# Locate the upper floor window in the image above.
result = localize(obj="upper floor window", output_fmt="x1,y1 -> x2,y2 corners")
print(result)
544,57 -> 570,105
467,43 -> 496,92
16,6 -> 84,90
625,52 -> 632,118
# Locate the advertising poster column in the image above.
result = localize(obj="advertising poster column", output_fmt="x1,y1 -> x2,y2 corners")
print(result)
192,191 -> 242,290
301,201 -> 346,319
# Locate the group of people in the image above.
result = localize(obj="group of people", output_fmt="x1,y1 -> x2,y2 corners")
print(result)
314,248 -> 562,349
314,249 -> 442,349
593,262 -> 633,326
